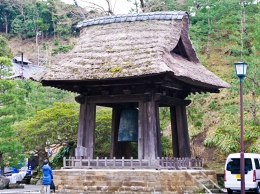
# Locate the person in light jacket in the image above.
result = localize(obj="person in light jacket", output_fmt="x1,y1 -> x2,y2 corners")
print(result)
42,159 -> 53,194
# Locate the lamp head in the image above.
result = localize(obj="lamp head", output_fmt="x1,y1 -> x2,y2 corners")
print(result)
235,61 -> 247,79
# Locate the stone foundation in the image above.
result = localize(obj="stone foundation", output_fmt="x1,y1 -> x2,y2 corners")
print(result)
53,169 -> 218,193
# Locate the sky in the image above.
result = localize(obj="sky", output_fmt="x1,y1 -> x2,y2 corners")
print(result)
61,0 -> 134,14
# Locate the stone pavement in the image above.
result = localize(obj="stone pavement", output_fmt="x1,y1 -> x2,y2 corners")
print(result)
0,185 -> 42,194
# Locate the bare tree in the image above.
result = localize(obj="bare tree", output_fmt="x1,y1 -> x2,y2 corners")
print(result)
80,0 -> 117,16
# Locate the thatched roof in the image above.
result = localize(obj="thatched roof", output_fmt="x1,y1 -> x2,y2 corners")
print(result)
32,11 -> 230,91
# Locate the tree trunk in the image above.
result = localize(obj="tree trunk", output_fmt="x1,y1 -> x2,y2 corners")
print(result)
240,0 -> 252,55
206,0 -> 211,59
249,79 -> 259,126
206,17 -> 211,59
139,0 -> 145,8
4,15 -> 8,34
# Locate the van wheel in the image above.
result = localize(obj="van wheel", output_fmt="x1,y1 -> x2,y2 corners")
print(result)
227,188 -> 233,194
255,184 -> 260,194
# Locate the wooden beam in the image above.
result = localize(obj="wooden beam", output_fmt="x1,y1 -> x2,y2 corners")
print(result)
156,95 -> 191,106
87,93 -> 153,103
163,81 -> 183,91
75,95 -> 85,104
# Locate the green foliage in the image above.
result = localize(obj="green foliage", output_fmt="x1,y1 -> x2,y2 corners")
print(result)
179,0 -> 260,159
204,126 -> 240,153
159,107 -> 170,129
54,40 -> 59,46
1,0 -> 82,39
11,18 -> 24,35
0,35 -> 13,58
94,108 -> 112,158
161,136 -> 172,157
14,102 -> 79,156
0,57 -> 12,78
0,79 -> 26,172
52,44 -> 75,55
21,80 -> 69,117
51,142 -> 76,168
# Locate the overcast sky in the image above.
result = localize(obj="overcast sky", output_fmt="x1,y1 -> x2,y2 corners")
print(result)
61,0 -> 134,14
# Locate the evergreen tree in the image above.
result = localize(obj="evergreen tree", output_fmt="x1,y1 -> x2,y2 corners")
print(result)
0,35 -> 13,58
0,79 -> 26,174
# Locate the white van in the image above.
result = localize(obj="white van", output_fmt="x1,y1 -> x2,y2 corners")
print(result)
224,153 -> 260,194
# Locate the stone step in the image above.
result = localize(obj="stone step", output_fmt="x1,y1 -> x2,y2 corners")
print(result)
8,183 -> 24,189
209,188 -> 222,193
204,183 -> 218,189
199,179 -> 211,184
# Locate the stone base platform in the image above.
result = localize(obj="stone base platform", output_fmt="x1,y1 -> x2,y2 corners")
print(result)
53,169 -> 218,193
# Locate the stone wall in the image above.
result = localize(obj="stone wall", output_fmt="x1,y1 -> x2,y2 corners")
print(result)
53,169 -> 217,193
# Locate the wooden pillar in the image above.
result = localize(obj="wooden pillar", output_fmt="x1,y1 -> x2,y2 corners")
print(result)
138,101 -> 145,160
110,106 -> 121,159
84,102 -> 96,159
76,97 -> 86,148
173,105 -> 191,157
75,95 -> 96,159
138,95 -> 160,160
170,106 -> 179,157
155,102 -> 162,158
181,105 -> 191,157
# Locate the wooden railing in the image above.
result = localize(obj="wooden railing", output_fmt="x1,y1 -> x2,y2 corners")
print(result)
62,156 -> 204,170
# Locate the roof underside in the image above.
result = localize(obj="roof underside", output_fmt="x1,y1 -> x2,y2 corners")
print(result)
32,11 -> 230,93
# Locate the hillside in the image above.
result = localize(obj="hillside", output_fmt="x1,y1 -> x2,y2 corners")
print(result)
7,35 -> 78,67
3,0 -> 260,175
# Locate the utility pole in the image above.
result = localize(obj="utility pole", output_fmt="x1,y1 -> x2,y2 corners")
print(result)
21,52 -> 24,79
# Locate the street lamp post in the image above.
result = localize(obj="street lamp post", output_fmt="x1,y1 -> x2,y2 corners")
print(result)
235,61 -> 247,194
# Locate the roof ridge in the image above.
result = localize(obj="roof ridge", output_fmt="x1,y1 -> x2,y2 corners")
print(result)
77,11 -> 187,28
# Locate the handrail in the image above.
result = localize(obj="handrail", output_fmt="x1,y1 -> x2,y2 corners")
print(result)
62,156 -> 204,170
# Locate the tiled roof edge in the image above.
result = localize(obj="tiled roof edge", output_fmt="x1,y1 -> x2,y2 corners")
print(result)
76,11 -> 187,28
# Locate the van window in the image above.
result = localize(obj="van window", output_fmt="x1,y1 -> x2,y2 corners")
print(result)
254,158 -> 260,169
226,158 -> 252,174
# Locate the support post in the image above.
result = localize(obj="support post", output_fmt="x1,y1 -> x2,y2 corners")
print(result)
76,99 -> 86,148
138,95 -> 160,160
84,102 -> 96,159
110,106 -> 121,159
175,105 -> 191,157
170,106 -> 179,157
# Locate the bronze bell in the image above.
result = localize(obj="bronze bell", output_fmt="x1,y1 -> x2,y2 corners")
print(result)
118,108 -> 138,142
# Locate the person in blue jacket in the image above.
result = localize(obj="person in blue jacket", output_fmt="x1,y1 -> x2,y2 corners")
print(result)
42,159 -> 53,194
